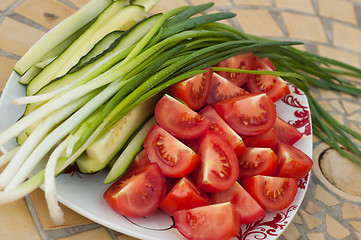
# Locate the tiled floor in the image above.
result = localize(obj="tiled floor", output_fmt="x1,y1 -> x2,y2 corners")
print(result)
0,0 -> 361,240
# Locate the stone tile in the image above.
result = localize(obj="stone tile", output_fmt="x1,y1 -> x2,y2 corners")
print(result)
233,0 -> 272,6
341,202 -> 361,219
281,222 -> 300,240
329,113 -> 344,125
31,188 -> 93,230
57,227 -> 113,240
275,0 -> 315,14
333,22 -> 361,54
0,17 -> 46,57
356,231 -> 361,240
305,201 -> 322,214
0,56 -> 17,92
349,112 -> 361,123
0,0 -> 17,11
189,0 -> 232,7
317,45 -> 361,68
150,0 -> 188,14
350,221 -> 361,233
14,0 -> 76,30
0,198 -> 42,240
325,214 -> 350,239
69,0 -> 91,9
318,0 -> 357,24
306,232 -> 326,240
318,100 -> 333,112
118,235 -> 139,240
319,88 -> 339,99
233,9 -> 284,37
282,12 -> 328,42
329,100 -> 345,113
314,184 -> 340,206
342,100 -> 360,115
292,213 -> 303,224
298,209 -> 323,231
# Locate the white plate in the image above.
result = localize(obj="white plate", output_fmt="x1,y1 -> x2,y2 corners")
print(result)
0,70 -> 313,239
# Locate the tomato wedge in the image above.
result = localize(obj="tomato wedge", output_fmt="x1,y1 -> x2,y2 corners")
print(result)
144,124 -> 200,178
103,163 -> 166,218
214,93 -> 277,136
193,130 -> 239,193
241,128 -> 278,150
238,147 -> 279,180
155,94 -> 212,139
211,182 -> 265,224
276,142 -> 313,180
166,68 -> 212,110
215,52 -> 254,86
241,175 -> 298,211
247,56 -> 290,102
174,202 -> 240,240
274,117 -> 303,145
160,177 -> 211,216
207,73 -> 249,105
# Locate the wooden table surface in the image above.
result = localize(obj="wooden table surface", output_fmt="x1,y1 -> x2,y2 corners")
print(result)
1,0 -> 361,239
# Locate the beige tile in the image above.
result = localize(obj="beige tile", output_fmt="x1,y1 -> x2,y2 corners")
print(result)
314,184 -> 340,206
305,201 -> 322,214
281,222 -> 301,240
356,231 -> 361,240
342,100 -> 361,115
318,100 -> 333,112
329,113 -> 344,125
329,100 -> 345,113
318,45 -> 361,68
319,88 -> 339,99
341,202 -> 361,219
14,0 -> 76,30
333,22 -> 361,54
233,0 -> 272,6
0,198 -> 42,240
282,12 -> 327,42
150,0 -> 188,14
0,56 -> 17,92
306,232 -> 326,240
189,0 -> 232,7
118,234 -> 139,240
0,0 -> 16,11
325,214 -> 350,239
318,0 -> 357,24
349,112 -> 361,123
298,209 -> 323,231
69,0 -> 91,9
292,213 -> 303,224
350,221 -> 361,233
0,17 -> 46,57
31,188 -> 93,230
233,9 -> 284,37
275,0 -> 315,14
57,227 -> 113,240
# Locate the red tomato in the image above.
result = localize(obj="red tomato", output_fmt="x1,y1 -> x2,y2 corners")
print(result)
214,93 -> 277,136
155,94 -> 212,139
241,175 -> 298,211
200,105 -> 247,158
144,124 -> 200,178
193,130 -> 239,193
211,182 -> 265,224
215,52 -> 255,86
238,147 -> 279,180
274,117 -> 303,145
207,73 -> 249,105
247,56 -> 290,102
166,68 -> 213,110
160,177 -> 211,216
276,142 -> 313,180
174,202 -> 240,240
103,163 -> 166,218
126,149 -> 150,172
241,128 -> 278,149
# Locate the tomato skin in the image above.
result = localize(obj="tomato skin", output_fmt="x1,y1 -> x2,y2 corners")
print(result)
155,94 -> 212,139
144,124 -> 200,178
211,182 -> 265,224
247,56 -> 290,102
166,68 -> 213,110
241,128 -> 278,150
241,175 -> 298,211
200,105 -> 247,158
215,52 -> 255,86
174,202 -> 240,240
238,148 -> 279,180
214,93 -> 277,136
193,130 -> 239,193
160,177 -> 211,216
276,142 -> 313,180
103,163 -> 166,218
274,117 -> 303,145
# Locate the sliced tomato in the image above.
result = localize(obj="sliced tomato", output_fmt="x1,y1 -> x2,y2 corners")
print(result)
214,93 -> 277,136
274,117 -> 303,145
211,182 -> 265,224
241,175 -> 298,211
166,68 -> 212,110
215,52 -> 255,86
126,149 -> 150,172
241,128 -> 278,149
160,177 -> 211,216
200,105 -> 247,158
276,142 -> 313,180
207,73 -> 249,105
247,56 -> 290,102
238,147 -> 279,180
193,130 -> 239,193
174,202 -> 240,240
103,163 -> 166,218
144,124 -> 200,178
155,94 -> 212,139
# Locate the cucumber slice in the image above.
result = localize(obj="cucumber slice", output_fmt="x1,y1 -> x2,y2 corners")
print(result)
104,116 -> 156,184
132,0 -> 159,12
14,0 -> 113,76
18,66 -> 42,85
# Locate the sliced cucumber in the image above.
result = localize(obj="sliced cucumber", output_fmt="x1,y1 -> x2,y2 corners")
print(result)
104,116 -> 156,184
132,0 -> 159,12
14,0 -> 113,76
18,66 -> 42,85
